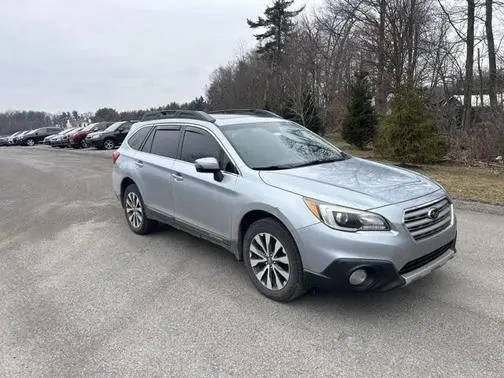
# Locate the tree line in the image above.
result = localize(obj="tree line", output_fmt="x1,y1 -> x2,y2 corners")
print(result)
206,0 -> 504,162
2,1 -> 502,162
0,97 -> 207,135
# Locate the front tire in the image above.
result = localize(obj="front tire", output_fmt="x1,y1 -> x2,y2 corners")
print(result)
80,139 -> 88,148
103,138 -> 115,150
243,218 -> 305,302
123,184 -> 157,235
26,138 -> 35,146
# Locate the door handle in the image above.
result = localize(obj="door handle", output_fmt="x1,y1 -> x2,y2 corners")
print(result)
172,172 -> 184,181
135,160 -> 144,167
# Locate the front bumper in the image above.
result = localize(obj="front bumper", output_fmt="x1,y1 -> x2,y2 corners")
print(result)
304,239 -> 456,291
295,192 -> 457,292
86,138 -> 102,147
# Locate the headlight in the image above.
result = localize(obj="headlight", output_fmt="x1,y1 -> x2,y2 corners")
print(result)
303,198 -> 390,232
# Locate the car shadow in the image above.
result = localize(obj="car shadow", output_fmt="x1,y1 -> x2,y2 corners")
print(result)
150,223 -> 450,316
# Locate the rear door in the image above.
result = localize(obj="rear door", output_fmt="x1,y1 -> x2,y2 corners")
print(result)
171,126 -> 238,241
134,125 -> 181,216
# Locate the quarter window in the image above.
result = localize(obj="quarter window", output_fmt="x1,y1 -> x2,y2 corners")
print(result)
128,126 -> 152,150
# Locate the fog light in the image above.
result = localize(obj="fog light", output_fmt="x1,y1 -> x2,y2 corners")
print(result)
349,269 -> 367,286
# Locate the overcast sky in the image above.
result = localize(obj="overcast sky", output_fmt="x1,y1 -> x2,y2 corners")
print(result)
0,0 -> 319,113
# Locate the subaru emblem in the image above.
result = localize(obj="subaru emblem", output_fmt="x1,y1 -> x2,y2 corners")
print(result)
427,207 -> 440,220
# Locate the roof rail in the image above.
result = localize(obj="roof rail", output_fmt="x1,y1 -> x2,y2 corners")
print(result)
140,110 -> 216,123
209,109 -> 282,118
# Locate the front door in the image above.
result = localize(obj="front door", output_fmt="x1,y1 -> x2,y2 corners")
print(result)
171,127 -> 238,242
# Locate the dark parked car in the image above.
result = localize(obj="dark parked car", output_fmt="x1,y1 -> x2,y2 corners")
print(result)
85,121 -> 137,150
51,127 -> 82,147
69,122 -> 112,148
18,127 -> 62,146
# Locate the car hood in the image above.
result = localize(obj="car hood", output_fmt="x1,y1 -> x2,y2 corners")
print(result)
259,157 -> 441,210
87,131 -> 105,138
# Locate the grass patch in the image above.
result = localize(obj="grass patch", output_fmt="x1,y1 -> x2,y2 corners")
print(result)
327,133 -> 504,205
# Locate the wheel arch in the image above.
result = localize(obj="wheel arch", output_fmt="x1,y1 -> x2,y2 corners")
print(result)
235,208 -> 299,261
120,177 -> 136,205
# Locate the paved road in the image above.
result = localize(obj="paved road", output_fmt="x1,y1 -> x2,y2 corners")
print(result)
1,146 -> 503,376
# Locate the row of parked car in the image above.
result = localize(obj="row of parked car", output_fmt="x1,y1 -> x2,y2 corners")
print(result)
0,120 -> 137,150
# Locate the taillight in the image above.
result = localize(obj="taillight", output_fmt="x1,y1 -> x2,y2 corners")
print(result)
112,151 -> 120,164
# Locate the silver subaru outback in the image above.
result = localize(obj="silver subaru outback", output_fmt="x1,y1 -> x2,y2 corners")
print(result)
112,109 -> 457,302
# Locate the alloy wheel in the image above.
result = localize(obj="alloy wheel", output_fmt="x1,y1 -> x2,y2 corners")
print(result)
103,140 -> 115,150
27,139 -> 35,146
125,192 -> 143,229
249,233 -> 290,290
80,140 -> 88,148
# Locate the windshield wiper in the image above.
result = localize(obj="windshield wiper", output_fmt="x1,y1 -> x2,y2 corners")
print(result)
254,163 -> 298,171
254,156 -> 348,171
288,156 -> 347,169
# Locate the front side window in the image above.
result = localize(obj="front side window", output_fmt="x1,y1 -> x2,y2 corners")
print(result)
180,129 -> 237,174
150,129 -> 180,158
128,126 -> 152,150
221,121 -> 347,170
180,130 -> 221,163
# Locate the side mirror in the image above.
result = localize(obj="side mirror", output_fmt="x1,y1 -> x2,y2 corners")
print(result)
195,157 -> 223,182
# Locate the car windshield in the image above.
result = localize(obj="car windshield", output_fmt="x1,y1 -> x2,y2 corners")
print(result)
61,128 -> 75,134
104,122 -> 124,132
221,121 -> 348,170
83,124 -> 98,131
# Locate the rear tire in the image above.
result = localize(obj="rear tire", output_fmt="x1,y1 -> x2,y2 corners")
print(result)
123,184 -> 157,235
26,138 -> 35,146
243,218 -> 306,302
80,139 -> 88,148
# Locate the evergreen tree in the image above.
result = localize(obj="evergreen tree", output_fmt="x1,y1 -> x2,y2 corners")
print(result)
374,86 -> 448,164
247,0 -> 305,61
93,108 -> 119,122
342,71 -> 377,149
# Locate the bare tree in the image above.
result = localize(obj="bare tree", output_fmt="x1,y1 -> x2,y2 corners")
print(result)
463,0 -> 475,128
477,48 -> 485,106
376,0 -> 387,114
485,0 -> 498,109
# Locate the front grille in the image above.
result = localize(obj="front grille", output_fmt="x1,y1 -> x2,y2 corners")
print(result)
403,197 -> 452,241
399,241 -> 454,274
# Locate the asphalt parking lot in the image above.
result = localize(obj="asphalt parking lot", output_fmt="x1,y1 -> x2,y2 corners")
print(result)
1,146 -> 503,376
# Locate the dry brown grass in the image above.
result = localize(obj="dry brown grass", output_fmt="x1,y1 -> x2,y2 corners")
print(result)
327,133 -> 504,205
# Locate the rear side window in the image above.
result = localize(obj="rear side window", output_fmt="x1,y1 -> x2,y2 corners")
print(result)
128,126 -> 152,150
150,129 -> 180,158
180,130 -> 221,163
